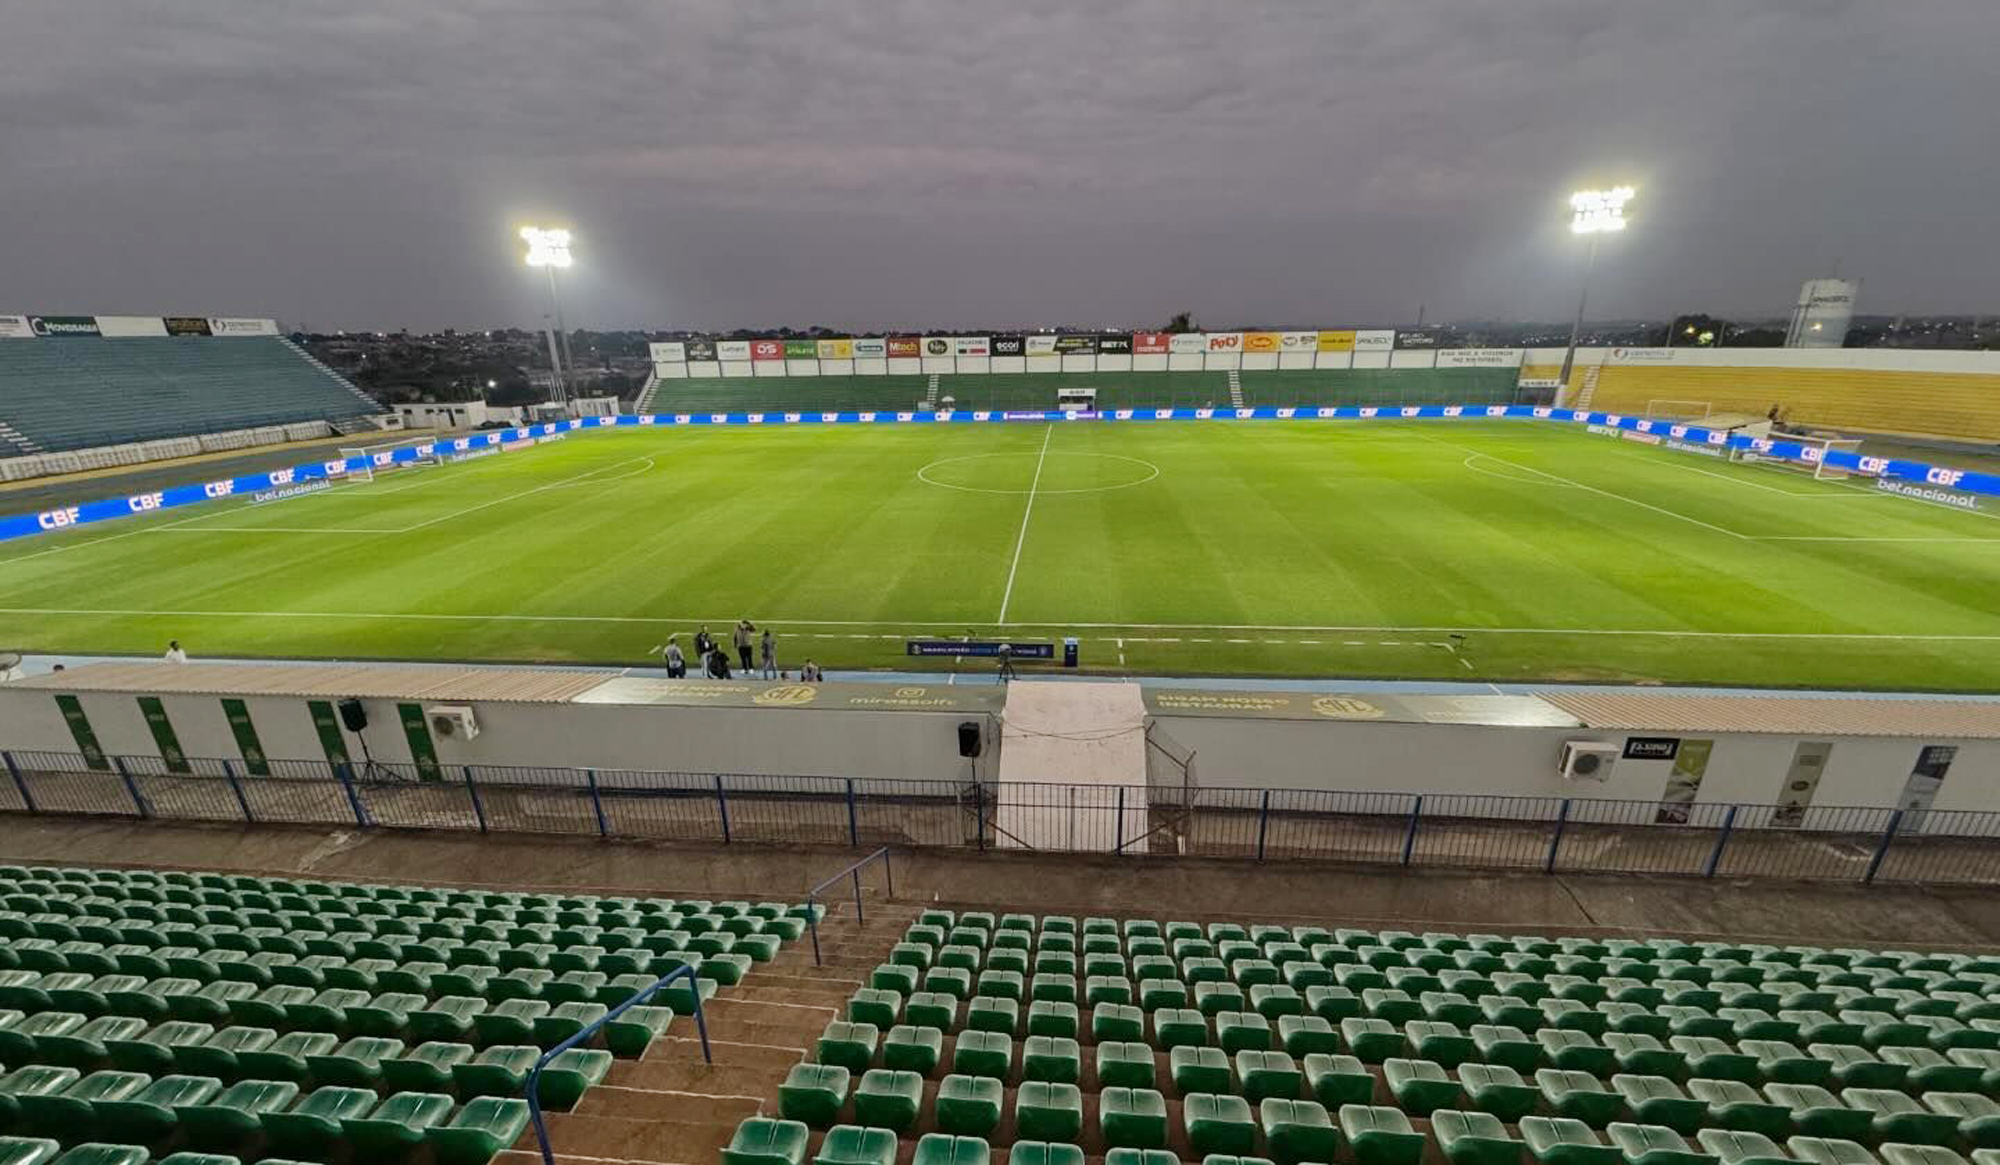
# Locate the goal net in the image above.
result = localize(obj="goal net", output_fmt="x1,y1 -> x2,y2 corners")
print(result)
1730,434 -> 1863,479
340,434 -> 441,483
1644,399 -> 1713,420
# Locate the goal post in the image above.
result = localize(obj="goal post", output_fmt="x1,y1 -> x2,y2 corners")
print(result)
1644,399 -> 1713,420
1729,433 -> 1863,479
340,434 -> 441,483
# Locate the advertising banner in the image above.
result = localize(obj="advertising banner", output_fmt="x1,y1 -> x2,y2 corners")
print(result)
749,339 -> 785,361
922,337 -> 953,357
851,337 -> 887,358
990,335 -> 1025,356
1280,331 -> 1317,351
1771,741 -> 1833,827
886,337 -> 921,357
163,316 -> 212,337
30,315 -> 100,337
1436,348 -> 1523,368
648,341 -> 687,363
0,314 -> 32,338
397,702 -> 444,782
815,338 -> 853,360
1133,332 -> 1170,354
954,336 -> 990,357
1096,334 -> 1132,354
1206,332 -> 1243,352
206,317 -> 279,336
306,700 -> 353,768
1608,347 -> 1675,363
1053,335 -> 1095,354
1242,331 -> 1281,353
55,694 -> 111,771
96,315 -> 169,338
1025,335 -> 1059,355
1655,739 -> 1714,824
714,339 -> 749,361
783,339 -> 818,359
1395,329 -> 1440,348
1896,744 -> 1959,829
1318,330 -> 1356,352
1354,329 -> 1394,351
138,695 -> 192,775
1169,333 -> 1207,354
221,697 -> 272,776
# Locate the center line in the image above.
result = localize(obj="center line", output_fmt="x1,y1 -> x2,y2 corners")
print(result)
996,423 -> 1053,622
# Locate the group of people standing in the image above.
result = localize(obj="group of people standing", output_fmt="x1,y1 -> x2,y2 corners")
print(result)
661,620 -> 822,683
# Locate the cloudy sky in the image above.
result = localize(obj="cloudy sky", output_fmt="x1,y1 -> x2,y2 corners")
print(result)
0,1 -> 1991,332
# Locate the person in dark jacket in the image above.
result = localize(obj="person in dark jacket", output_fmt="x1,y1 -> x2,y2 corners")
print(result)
734,620 -> 756,673
707,647 -> 732,679
694,625 -> 715,660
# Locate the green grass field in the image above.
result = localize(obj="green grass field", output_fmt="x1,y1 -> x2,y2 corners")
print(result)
6,419 -> 2000,690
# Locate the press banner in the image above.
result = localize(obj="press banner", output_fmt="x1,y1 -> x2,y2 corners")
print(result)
1318,330 -> 1356,351
649,342 -> 687,363
1096,334 -> 1132,354
1133,332 -> 1171,353
0,315 -> 32,339
1052,335 -> 1095,354
1354,329 -> 1394,351
221,697 -> 272,776
1025,335 -> 1059,355
990,335 -> 1025,356
954,336 -> 990,356
783,340 -> 818,359
714,340 -> 750,361
137,696 -> 192,774
55,694 -> 111,771
96,315 -> 170,338
1280,331 -> 1317,351
749,339 -> 784,361
922,337 -> 954,357
851,337 -> 887,358
886,337 -> 921,357
687,339 -> 719,361
1395,329 -> 1440,349
1771,741 -> 1833,827
163,316 -> 212,336
306,700 -> 353,768
1169,333 -> 1207,354
30,315 -> 100,337
1205,332 -> 1243,352
207,317 -> 280,336
815,339 -> 854,360
397,702 -> 444,782
1242,332 -> 1281,353
1655,739 -> 1713,824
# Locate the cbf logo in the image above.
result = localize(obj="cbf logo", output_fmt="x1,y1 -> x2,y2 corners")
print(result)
37,506 -> 82,530
1443,406 -> 1463,417
204,480 -> 235,499
1636,420 -> 1654,432
937,410 -> 955,421
1154,409 -> 1173,420
640,415 -> 656,425
896,411 -> 914,422
674,414 -> 691,424
1115,409 -> 1134,420
1234,408 -> 1254,419
974,411 -> 992,422
323,460 -> 348,475
127,492 -> 165,513
373,452 -> 394,466
1533,407 -> 1553,418
270,469 -> 296,485
785,412 -> 802,423
1605,414 -> 1623,426
1400,406 -> 1421,417
1669,425 -> 1687,439
1857,456 -> 1889,476
454,437 -> 472,450
747,413 -> 765,424
1195,408 -> 1214,419
1359,407 -> 1378,418
709,414 -> 728,424
1277,407 -> 1295,419
1485,406 -> 1507,417
1799,446 -> 1823,462
1318,407 -> 1338,418
821,412 -> 839,423
1929,467 -> 1967,487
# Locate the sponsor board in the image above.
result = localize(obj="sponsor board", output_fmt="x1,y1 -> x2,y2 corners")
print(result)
1394,329 -> 1440,349
1052,335 -> 1095,354
95,315 -> 169,337
1242,331 -> 1280,352
886,336 -> 921,357
907,639 -> 1056,659
30,315 -> 100,337
954,336 -> 989,357
648,341 -> 686,363
1280,331 -> 1317,351
1623,737 -> 1681,761
1002,410 -> 1048,421
1664,438 -> 1724,458
0,315 -> 33,338
1096,334 -> 1132,354
1168,333 -> 1207,354
1318,330 -> 1357,352
251,479 -> 334,506
1609,347 -> 1675,363
851,337 -> 887,358
687,339 -> 719,361
1877,477 -> 1983,511
1436,348 -> 1522,368
444,447 -> 498,464
782,339 -> 817,359
715,339 -> 751,361
1133,332 -> 1170,353
749,339 -> 784,361
922,337 -> 952,357
1353,329 -> 1394,351
207,317 -> 279,336
990,335 -> 1025,356
815,338 -> 852,359
1025,335 -> 1059,355
1206,332 -> 1243,352
1621,431 -> 1662,446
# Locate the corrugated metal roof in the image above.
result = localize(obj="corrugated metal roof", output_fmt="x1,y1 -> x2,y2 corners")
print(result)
8,661 -> 610,704
1540,691 -> 2000,739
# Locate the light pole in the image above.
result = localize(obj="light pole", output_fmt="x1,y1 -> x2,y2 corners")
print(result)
520,226 -> 574,406
1558,186 -> 1635,400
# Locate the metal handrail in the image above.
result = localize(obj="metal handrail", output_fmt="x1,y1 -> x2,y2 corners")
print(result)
525,962 -> 711,1165
806,845 -> 894,965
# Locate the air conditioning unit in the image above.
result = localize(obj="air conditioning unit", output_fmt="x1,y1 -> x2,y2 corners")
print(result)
1558,740 -> 1618,782
427,705 -> 480,741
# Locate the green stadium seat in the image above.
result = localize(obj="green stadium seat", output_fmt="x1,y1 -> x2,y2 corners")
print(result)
1541,1031 -> 1618,1077
1610,1075 -> 1703,1135
1840,1088 -> 1959,1145
926,968 -> 975,1001
1811,1045 -> 1906,1089
93,1073 -> 222,1143
1010,1035 -> 1072,1084
1538,1070 -> 1623,1128
818,1021 -> 880,1074
883,1025 -> 944,1075
1171,1046 -> 1232,1096
1342,1018 -> 1404,1063
1743,1041 -> 1830,1086
46,1147 -> 147,1165
17,1070 -> 149,1136
0,1012 -> 85,1063
1460,1062 -> 1539,1121
262,1084 -> 379,1156
1785,1140 -> 1877,1165
428,1097 -> 532,1165
1029,1001 -> 1079,1038
913,1133 -> 990,1165
1198,982 -> 1247,1017
815,1124 -> 898,1165
1098,1041 -> 1155,1089
1153,1009 -> 1207,1049
1435,1109 -> 1522,1165
1673,1037 -> 1758,1083
1015,1081 -> 1084,1142
38,1015 -> 148,1069
1278,1015 -> 1338,1057
177,1078 -> 297,1148
0,1067 -> 79,1126
908,992 -> 960,1033
1087,977 -> 1134,1007
0,1139 -> 58,1165
1883,1047 -> 1982,1092
1475,1024 -> 1543,1072
1385,1057 -> 1460,1116
969,995 -> 1019,1034
1256,1098 -> 1336,1165
1407,1020 -> 1476,1067
605,1003 -> 674,1056
1877,1150 -> 1970,1165
1686,1079 -> 1790,1138
980,972 -> 1026,1003
1524,1117 -> 1623,1165
1695,1130 -> 1793,1165
954,1031 -> 1012,1079
1340,1104 -> 1426,1165
1185,1092 -> 1260,1156
450,1045 -> 538,1099
1921,1092 -> 2000,1148
1307,986 -> 1362,1023
723,1117 -> 811,1165
936,1074 -> 1004,1137
535,1048 -> 612,1111
1236,1050 -> 1301,1104
1605,1123 -> 1717,1165
1762,1084 -> 1869,1142
1141,980 -> 1189,1012
780,1063 -> 850,1129
1099,1087 -> 1168,1150
345,1090 -> 454,1154
1601,1004 -> 1671,1039
1303,1053 -> 1374,1108
854,1069 -> 923,1131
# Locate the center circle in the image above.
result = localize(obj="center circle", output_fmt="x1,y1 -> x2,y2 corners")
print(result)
917,451 -> 1162,495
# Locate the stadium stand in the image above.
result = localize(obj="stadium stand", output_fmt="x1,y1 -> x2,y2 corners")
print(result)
1579,366 -> 2000,442
732,910 -> 2000,1165
0,338 -> 378,454
0,862 -> 872,1165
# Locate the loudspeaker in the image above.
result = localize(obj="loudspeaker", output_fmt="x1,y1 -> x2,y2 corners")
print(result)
339,699 -> 369,732
958,721 -> 981,758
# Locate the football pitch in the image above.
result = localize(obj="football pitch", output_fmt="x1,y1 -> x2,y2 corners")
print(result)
6,418 -> 2000,691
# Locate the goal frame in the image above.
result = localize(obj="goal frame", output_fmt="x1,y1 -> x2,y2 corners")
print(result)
340,435 -> 442,483
1643,398 -> 1713,420
1730,434 -> 1863,479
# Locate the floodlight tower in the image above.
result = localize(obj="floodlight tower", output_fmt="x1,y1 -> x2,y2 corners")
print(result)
1558,186 -> 1635,398
520,226 -> 575,405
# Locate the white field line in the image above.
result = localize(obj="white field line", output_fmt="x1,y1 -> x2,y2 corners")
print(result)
1418,431 -> 1750,540
995,423 -> 1053,622
6,605 -> 2000,642
393,456 -> 656,533
1751,536 -> 2000,543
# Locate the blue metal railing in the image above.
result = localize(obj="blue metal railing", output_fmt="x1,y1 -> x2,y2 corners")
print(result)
806,845 -> 894,965
525,962 -> 712,1165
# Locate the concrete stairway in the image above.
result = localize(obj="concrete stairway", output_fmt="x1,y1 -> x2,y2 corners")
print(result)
497,898 -> 921,1165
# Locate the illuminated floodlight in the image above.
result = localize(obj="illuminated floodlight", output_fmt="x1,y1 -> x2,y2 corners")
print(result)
1569,186 -> 1636,235
520,226 -> 574,268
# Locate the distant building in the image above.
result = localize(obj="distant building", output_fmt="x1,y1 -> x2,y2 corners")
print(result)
1785,278 -> 1859,348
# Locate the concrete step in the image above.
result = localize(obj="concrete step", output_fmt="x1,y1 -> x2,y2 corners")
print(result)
649,1035 -> 808,1071
575,1084 -> 766,1121
608,1058 -> 791,1095
513,1112 -> 739,1164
